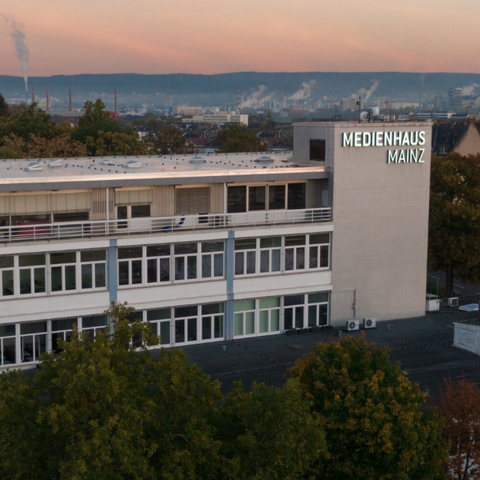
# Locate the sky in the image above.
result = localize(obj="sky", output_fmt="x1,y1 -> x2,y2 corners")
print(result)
2,0 -> 480,77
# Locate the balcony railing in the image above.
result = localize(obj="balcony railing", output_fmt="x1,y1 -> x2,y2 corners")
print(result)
0,208 -> 332,243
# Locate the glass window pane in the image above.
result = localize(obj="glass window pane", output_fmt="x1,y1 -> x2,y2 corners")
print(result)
160,321 -> 170,345
228,186 -> 247,213
284,295 -> 304,306
259,311 -> 269,333
271,310 -> 280,331
2,337 -> 16,364
2,270 -> 14,296
320,305 -> 328,325
234,299 -> 255,312
175,257 -> 185,280
320,246 -> 329,268
310,247 -> 319,269
82,264 -> 92,289
259,297 -> 280,309
245,312 -> 255,334
175,306 -> 197,318
308,305 -> 317,327
295,307 -> 304,329
19,254 -> 45,267
147,309 -> 171,321
21,321 -> 47,335
297,248 -> 305,270
0,256 -> 14,268
51,251 -> 76,264
118,247 -> 142,259
246,251 -> 255,274
119,262 -> 129,285
235,252 -> 244,275
21,336 -> 34,362
82,315 -> 107,328
285,236 -> 306,246
52,318 -> 77,331
260,237 -> 281,248
0,324 -> 15,337
309,292 -> 329,303
95,264 -> 106,288
284,309 -> 293,330
249,186 -> 266,211
214,254 -> 223,277
287,183 -> 306,210
147,259 -> 158,283
234,314 -> 243,336
131,260 -> 142,284
175,243 -> 197,255
202,255 -> 211,278
81,250 -> 106,262
131,204 -> 151,218
147,245 -> 170,257
310,233 -> 329,245
235,238 -> 256,250
175,320 -> 185,343
202,303 -> 224,315
272,249 -> 281,272
35,333 -> 46,358
202,316 -> 212,340
20,269 -> 31,294
34,268 -> 45,293
285,249 -> 294,271
65,265 -> 76,290
160,258 -> 170,281
214,315 -> 223,338
260,251 -> 269,273
269,185 -> 286,210
187,256 -> 197,279
202,241 -> 224,253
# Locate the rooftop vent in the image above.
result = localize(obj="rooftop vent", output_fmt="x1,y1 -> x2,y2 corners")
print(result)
48,159 -> 62,168
255,155 -> 274,163
99,159 -> 115,166
25,162 -> 43,171
189,156 -> 206,164
121,160 -> 142,169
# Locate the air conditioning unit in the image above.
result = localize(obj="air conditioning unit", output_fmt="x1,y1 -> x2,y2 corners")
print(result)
346,320 -> 359,331
448,297 -> 459,307
363,318 -> 376,329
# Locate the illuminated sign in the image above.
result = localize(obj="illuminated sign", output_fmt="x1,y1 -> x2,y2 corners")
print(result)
342,131 -> 426,164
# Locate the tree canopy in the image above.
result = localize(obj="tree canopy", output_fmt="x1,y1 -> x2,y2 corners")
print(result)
215,123 -> 267,153
429,153 -> 480,297
290,333 -> 447,480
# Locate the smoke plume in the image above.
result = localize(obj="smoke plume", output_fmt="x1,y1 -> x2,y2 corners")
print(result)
356,80 -> 379,103
289,80 -> 316,101
241,85 -> 270,109
462,84 -> 478,96
2,15 -> 29,90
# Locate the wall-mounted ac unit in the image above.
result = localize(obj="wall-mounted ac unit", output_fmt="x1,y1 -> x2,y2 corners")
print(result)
448,297 -> 459,307
363,318 -> 376,329
346,320 -> 359,331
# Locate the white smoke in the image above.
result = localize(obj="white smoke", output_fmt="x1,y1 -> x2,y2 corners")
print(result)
462,84 -> 478,96
289,80 -> 316,101
2,15 -> 29,90
241,85 -> 270,109
356,80 -> 379,103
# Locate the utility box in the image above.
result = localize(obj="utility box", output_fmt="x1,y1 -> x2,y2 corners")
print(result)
426,294 -> 441,312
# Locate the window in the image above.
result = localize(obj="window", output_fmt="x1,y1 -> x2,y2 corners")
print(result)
288,183 -> 306,210
81,250 -> 106,289
174,306 -> 198,343
227,186 -> 247,213
308,292 -> 329,327
234,299 -> 255,337
269,185 -> 286,210
235,238 -> 256,275
51,318 -> 77,353
0,256 -> 14,297
0,324 -> 16,365
147,309 -> 171,345
118,247 -> 143,286
19,254 -> 45,295
201,241 -> 224,278
201,303 -> 224,340
174,243 -> 197,281
82,315 -> 108,343
20,321 -> 47,362
310,139 -> 325,161
284,295 -> 305,330
116,205 -> 151,228
260,237 -> 281,273
309,234 -> 330,269
248,186 -> 266,211
175,187 -> 211,215
132,205 -> 151,218
285,236 -> 305,271
259,297 -> 280,334
51,251 -> 76,292
147,245 -> 170,284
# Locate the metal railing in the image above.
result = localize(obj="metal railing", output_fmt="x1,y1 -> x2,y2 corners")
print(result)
0,208 -> 332,243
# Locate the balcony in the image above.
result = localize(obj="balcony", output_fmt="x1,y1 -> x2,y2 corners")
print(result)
0,208 -> 332,243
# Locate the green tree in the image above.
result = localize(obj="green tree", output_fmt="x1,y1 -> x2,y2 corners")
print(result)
0,93 -> 9,117
153,125 -> 194,155
89,131 -> 152,156
429,153 -> 480,297
215,123 -> 267,153
290,333 -> 448,480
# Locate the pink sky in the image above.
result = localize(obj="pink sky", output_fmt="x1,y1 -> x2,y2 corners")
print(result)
2,0 -> 480,77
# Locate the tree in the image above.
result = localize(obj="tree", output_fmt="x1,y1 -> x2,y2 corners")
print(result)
89,131 -> 152,156
437,378 -> 480,480
290,333 -> 447,480
429,153 -> 480,297
153,125 -> 194,155
215,123 -> 267,153
0,93 -> 9,117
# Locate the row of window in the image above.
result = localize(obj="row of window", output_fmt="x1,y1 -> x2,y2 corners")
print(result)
0,292 -> 329,366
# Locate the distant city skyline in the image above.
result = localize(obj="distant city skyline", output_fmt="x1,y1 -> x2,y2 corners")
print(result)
1,0 -> 480,77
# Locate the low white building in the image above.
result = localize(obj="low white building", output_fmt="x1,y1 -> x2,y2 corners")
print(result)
183,112 -> 248,126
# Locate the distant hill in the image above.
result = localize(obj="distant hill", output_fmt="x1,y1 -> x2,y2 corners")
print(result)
2,72 -> 480,107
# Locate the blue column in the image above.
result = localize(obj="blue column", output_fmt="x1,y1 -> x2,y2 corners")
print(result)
107,239 -> 118,306
224,231 -> 235,340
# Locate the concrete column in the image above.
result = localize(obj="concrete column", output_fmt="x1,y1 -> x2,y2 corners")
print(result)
224,231 -> 235,340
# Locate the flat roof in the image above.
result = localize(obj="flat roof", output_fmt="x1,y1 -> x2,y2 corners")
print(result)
0,152 -> 327,192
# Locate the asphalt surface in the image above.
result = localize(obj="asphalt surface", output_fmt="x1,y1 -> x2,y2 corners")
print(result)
181,302 -> 480,399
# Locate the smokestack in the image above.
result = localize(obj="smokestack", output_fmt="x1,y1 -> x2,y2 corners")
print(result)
69,89 -> 72,112
115,90 -> 117,114
46,89 -> 49,112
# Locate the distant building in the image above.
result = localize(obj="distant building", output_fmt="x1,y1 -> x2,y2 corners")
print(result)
172,106 -> 204,116
182,112 -> 248,126
432,121 -> 480,156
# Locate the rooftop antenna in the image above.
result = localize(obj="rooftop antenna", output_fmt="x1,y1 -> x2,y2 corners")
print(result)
384,96 -> 396,120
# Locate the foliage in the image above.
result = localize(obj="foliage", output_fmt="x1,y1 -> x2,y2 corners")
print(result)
290,333 -> 448,480
437,378 -> 480,480
215,123 -> 266,153
153,125 -> 194,155
429,153 -> 480,297
88,131 -> 152,156
427,280 -> 444,299
0,93 -> 9,117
